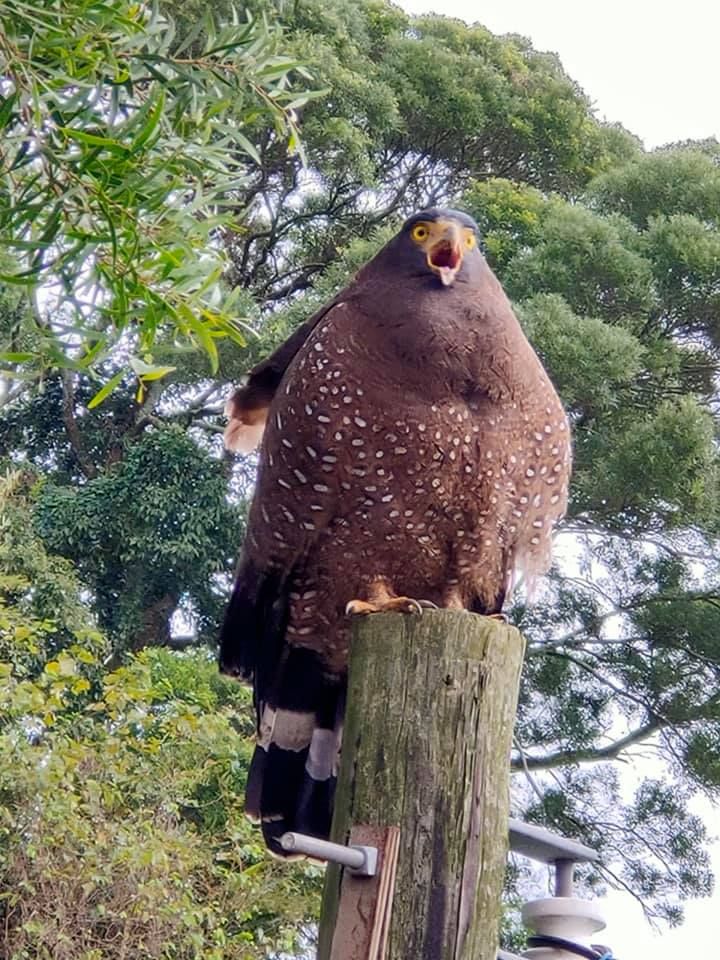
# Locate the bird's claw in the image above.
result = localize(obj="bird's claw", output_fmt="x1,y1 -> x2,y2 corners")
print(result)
345,597 -> 437,617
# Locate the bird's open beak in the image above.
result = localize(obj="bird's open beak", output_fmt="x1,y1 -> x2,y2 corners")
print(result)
427,220 -> 464,286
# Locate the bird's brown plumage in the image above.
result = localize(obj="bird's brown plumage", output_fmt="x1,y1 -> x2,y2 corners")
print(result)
220,208 -> 571,853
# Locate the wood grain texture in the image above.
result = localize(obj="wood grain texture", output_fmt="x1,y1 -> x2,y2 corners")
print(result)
328,825 -> 400,960
318,610 -> 525,960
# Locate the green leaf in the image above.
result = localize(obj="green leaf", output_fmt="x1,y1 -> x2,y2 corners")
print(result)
87,370 -> 125,409
56,127 -> 129,155
129,357 -> 177,380
0,352 -> 35,363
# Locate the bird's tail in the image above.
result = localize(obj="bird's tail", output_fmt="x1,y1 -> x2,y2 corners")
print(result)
244,646 -> 345,855
220,558 -> 344,854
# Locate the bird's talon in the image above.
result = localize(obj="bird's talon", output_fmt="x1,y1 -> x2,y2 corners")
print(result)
345,596 -> 436,617
345,599 -> 373,616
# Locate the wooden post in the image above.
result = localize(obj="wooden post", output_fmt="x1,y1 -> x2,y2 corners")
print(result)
318,610 -> 525,960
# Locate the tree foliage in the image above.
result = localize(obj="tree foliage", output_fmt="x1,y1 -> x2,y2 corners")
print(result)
463,153 -> 720,921
0,0 -> 315,394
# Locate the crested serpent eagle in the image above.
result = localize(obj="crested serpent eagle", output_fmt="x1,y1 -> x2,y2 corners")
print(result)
219,208 -> 571,854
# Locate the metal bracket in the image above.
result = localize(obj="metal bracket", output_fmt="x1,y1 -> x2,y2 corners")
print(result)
279,831 -> 378,876
508,818 -> 599,897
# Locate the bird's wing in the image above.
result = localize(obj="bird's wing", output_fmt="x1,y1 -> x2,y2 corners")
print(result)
224,290 -> 355,453
219,300 -> 349,689
220,299 -> 356,853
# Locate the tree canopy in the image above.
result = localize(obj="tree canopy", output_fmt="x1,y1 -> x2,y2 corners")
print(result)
1,0 -> 719,953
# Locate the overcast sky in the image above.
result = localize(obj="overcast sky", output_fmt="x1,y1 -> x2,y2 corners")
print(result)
401,0 -> 719,149
397,1 -> 719,956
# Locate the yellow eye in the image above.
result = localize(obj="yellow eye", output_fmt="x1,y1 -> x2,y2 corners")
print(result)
465,232 -> 476,249
412,223 -> 429,242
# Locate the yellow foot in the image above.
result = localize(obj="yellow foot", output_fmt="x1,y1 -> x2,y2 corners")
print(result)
345,597 -> 438,616
487,612 -> 509,623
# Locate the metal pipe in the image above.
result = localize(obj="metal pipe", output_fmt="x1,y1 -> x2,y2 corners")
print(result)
554,859 -> 575,897
508,819 -> 598,865
279,832 -> 377,875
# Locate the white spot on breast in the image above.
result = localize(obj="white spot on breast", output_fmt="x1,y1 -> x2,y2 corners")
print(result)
318,414 -> 331,423
304,404 -> 313,416
418,423 -> 426,432
306,446 -> 318,459
526,468 -> 535,478
313,483 -> 330,493
532,519 -> 543,528
394,446 -> 407,455
278,478 -> 291,489
351,439 -> 364,447
282,438 -> 293,449
313,342 -> 323,351
275,412 -> 283,430
354,416 -> 367,428
533,494 -> 542,507
293,469 -> 308,484
381,494 -> 393,502
530,536 -> 540,545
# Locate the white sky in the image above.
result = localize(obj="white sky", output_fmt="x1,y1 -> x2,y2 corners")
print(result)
401,0 -> 720,149
396,0 -> 720,955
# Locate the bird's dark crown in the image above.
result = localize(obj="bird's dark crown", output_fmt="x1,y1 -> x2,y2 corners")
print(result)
402,207 -> 479,234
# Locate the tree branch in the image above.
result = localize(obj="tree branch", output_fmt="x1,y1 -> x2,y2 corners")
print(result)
510,721 -> 661,772
61,371 -> 97,479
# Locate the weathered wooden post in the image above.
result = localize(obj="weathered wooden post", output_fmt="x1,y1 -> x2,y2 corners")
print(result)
317,610 -> 525,960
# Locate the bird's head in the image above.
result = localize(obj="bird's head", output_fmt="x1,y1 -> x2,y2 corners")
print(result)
400,208 -> 480,286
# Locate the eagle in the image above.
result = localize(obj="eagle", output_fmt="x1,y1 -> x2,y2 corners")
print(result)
220,208 -> 571,854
